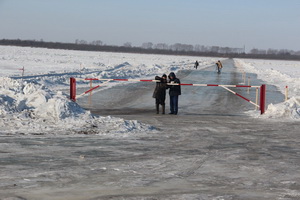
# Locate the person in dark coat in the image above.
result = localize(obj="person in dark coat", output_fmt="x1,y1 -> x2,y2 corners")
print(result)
152,74 -> 167,114
167,72 -> 181,115
194,60 -> 199,69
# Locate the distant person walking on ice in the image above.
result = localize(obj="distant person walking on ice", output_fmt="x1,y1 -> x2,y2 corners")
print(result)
167,72 -> 181,115
194,60 -> 199,69
216,60 -> 223,73
152,74 -> 167,114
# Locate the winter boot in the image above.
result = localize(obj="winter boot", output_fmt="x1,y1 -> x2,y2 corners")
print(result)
156,104 -> 159,114
162,105 -> 165,114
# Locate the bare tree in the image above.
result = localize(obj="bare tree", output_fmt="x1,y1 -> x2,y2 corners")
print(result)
267,48 -> 278,55
250,48 -> 267,54
75,40 -> 88,45
154,43 -> 169,50
141,42 -> 153,49
194,44 -> 207,52
211,46 -> 220,53
170,43 -> 193,51
90,40 -> 103,46
123,42 -> 132,47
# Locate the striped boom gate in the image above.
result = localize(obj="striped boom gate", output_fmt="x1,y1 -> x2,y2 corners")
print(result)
69,77 -> 266,114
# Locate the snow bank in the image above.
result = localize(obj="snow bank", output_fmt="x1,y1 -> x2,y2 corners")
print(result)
235,59 -> 300,120
263,97 -> 300,119
246,97 -> 300,120
0,77 -> 155,135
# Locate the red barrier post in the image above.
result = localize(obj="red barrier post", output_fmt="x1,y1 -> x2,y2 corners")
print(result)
70,77 -> 76,101
260,84 -> 266,114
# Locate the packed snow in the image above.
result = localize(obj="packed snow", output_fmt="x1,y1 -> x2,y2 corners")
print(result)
0,46 -> 299,135
0,76 -> 158,135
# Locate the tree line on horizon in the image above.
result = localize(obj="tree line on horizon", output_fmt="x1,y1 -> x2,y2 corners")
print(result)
1,38 -> 300,61
77,39 -> 300,57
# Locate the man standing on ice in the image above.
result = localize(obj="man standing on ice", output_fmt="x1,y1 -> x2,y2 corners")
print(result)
194,60 -> 199,69
167,72 -> 181,115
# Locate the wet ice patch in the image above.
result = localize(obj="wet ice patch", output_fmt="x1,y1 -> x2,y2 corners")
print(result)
0,77 -> 156,135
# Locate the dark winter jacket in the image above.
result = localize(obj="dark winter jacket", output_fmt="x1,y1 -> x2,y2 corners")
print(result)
168,72 -> 181,96
152,76 -> 167,100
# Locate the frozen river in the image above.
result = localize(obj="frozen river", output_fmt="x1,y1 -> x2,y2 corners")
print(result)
1,60 -> 300,200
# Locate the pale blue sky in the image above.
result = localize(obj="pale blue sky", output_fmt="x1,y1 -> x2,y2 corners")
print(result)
0,0 -> 299,51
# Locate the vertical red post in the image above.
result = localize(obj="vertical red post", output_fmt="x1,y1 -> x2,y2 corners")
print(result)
260,84 -> 266,114
70,77 -> 76,101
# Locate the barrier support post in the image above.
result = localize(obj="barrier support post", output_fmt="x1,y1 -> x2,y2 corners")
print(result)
285,86 -> 288,101
70,77 -> 76,101
88,80 -> 92,105
255,87 -> 259,110
260,84 -> 266,114
247,77 -> 250,93
22,66 -> 24,76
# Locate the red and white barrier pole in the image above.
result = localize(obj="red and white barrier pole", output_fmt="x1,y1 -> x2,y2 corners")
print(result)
255,87 -> 259,110
70,77 -> 265,114
70,77 -> 76,101
260,84 -> 266,114
83,78 -> 260,88
220,86 -> 259,108
76,80 -> 111,99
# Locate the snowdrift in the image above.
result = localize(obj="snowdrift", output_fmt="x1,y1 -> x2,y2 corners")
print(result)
263,97 -> 300,119
0,77 -> 155,135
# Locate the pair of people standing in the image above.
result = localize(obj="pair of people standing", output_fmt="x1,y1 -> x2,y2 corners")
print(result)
152,72 -> 181,115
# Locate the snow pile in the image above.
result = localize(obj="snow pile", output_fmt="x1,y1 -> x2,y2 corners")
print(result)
0,77 -> 155,135
235,59 -> 300,120
263,97 -> 300,119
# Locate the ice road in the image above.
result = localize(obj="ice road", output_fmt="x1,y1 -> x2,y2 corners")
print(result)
1,59 -> 300,200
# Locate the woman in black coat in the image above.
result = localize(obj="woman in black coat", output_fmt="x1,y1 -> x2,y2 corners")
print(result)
152,74 -> 167,114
